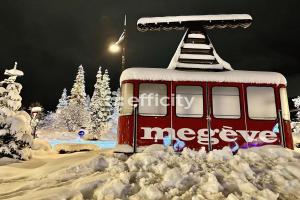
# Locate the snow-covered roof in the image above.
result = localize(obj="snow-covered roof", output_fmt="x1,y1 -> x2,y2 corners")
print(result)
137,14 -> 252,31
120,68 -> 287,85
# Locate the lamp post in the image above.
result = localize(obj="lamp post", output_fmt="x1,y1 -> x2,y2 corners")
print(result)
30,106 -> 43,139
109,14 -> 127,72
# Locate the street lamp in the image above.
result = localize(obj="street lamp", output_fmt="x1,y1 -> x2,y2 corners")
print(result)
109,14 -> 126,72
30,106 -> 43,139
109,43 -> 121,53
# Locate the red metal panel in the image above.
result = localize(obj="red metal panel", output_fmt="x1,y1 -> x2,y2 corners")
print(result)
117,80 -> 136,147
117,79 -> 294,151
171,81 -> 208,150
208,82 -> 247,150
136,80 -> 172,147
118,115 -> 133,145
243,83 -> 281,147
283,121 -> 294,149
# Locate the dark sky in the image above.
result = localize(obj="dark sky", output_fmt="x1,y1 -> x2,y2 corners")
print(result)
0,0 -> 299,111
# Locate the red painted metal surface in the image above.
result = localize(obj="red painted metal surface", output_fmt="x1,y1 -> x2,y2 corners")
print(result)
118,79 -> 294,151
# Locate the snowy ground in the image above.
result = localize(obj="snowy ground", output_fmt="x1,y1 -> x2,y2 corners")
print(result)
0,144 -> 300,200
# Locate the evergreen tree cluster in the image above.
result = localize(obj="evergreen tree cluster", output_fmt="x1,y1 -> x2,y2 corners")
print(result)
40,65 -> 120,137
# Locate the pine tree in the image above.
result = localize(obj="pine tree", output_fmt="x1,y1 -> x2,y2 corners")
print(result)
85,95 -> 91,111
57,88 -> 68,111
39,111 -> 56,130
65,65 -> 91,131
111,88 -> 120,134
0,62 -> 32,160
90,67 -> 103,135
53,88 -> 69,130
69,65 -> 86,105
90,67 -> 112,135
99,69 -> 112,131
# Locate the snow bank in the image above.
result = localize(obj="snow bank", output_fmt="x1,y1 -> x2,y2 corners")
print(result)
32,139 -> 52,151
0,145 -> 300,200
83,133 -> 101,141
54,143 -> 100,154
0,157 -> 19,166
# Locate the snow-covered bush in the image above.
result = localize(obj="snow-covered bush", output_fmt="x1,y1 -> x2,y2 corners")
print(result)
0,63 -> 33,160
292,96 -> 300,121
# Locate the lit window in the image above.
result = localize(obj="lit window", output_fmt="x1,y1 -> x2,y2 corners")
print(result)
212,87 -> 241,119
120,83 -> 133,116
139,83 -> 167,116
176,86 -> 203,117
247,87 -> 277,120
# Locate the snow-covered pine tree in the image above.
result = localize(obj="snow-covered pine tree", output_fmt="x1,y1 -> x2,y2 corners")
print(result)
99,69 -> 112,131
90,67 -> 112,135
110,88 -> 120,134
0,62 -> 32,160
65,65 -> 91,131
292,96 -> 300,121
39,111 -> 56,130
53,88 -> 69,130
69,65 -> 86,105
85,94 -> 91,111
57,88 -> 68,111
89,67 -> 103,135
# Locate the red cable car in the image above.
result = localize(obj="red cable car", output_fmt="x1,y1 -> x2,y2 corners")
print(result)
115,14 -> 294,153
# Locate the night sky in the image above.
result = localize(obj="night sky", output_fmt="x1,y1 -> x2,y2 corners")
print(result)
0,0 -> 299,111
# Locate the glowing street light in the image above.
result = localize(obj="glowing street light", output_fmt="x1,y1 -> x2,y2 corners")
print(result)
109,43 -> 121,53
108,14 -> 126,72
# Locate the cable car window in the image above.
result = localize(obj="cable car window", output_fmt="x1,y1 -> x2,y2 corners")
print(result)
247,87 -> 277,120
139,83 -> 167,116
212,87 -> 241,119
280,87 -> 290,121
176,86 -> 203,117
120,83 -> 133,116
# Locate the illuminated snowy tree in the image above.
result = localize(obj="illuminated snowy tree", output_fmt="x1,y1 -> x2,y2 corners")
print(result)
65,65 -> 91,131
56,88 -> 68,111
0,62 -> 32,160
110,88 -> 120,133
89,67 -> 103,135
90,67 -> 112,135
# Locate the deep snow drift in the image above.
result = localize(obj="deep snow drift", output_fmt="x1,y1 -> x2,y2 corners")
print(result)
0,144 -> 300,200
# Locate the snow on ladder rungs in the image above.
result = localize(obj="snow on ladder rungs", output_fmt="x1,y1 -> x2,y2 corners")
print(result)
179,54 -> 215,60
182,43 -> 211,50
187,33 -> 205,39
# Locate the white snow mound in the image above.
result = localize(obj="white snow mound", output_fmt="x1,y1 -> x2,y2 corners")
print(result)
0,145 -> 300,200
55,143 -> 100,154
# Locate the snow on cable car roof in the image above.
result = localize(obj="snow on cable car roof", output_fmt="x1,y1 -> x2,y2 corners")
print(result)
137,14 -> 252,31
120,68 -> 286,85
